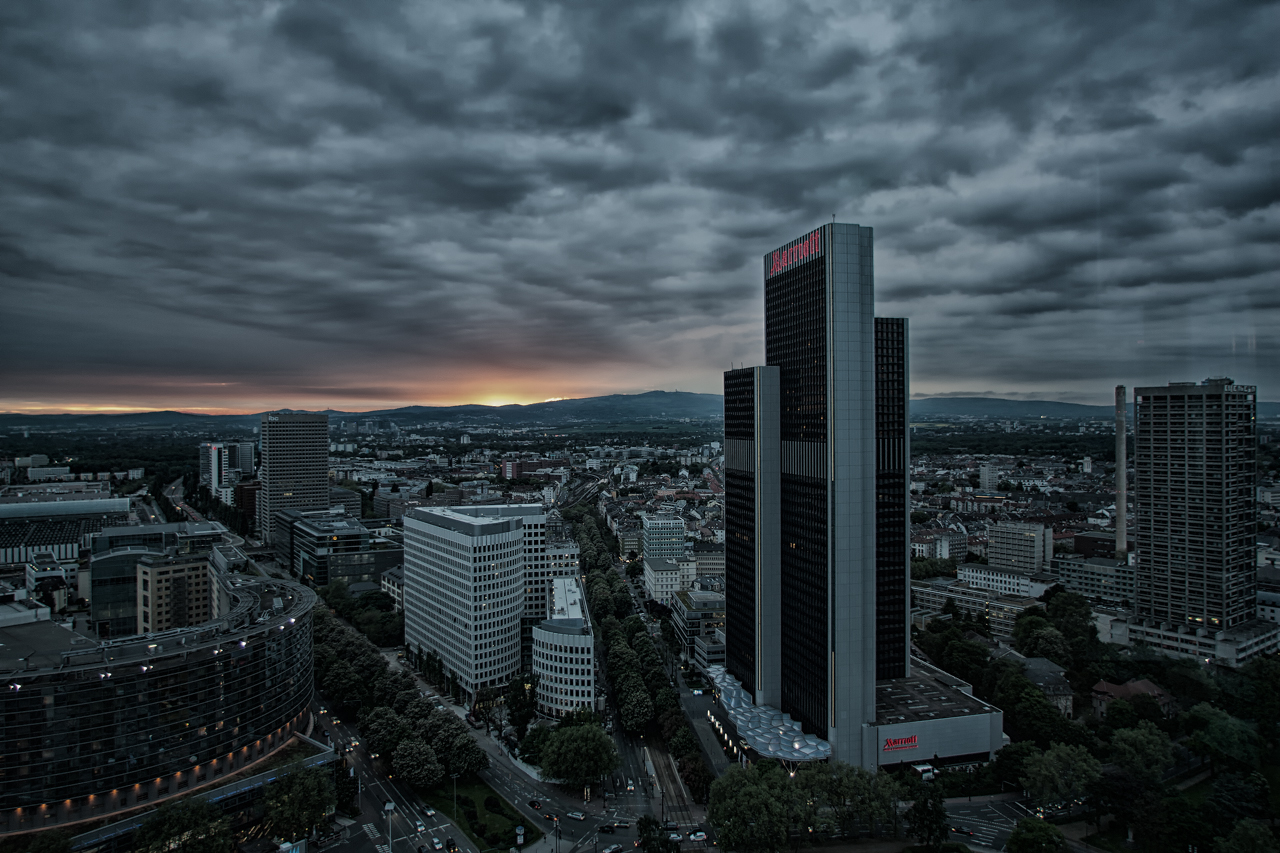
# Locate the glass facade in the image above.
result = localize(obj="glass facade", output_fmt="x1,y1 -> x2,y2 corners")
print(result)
0,579 -> 315,828
874,317 -> 909,680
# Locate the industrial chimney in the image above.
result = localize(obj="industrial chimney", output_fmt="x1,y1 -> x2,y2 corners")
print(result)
1115,385 -> 1127,558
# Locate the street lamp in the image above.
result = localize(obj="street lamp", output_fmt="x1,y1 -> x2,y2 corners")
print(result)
384,800 -> 396,852
451,772 -> 462,822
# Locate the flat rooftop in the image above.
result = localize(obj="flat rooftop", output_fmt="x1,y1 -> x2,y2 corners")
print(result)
875,659 -> 1001,725
0,618 -> 96,670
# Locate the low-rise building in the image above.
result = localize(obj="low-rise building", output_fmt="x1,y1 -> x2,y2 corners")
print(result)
911,577 -> 1040,637
382,565 -> 405,611
1052,554 -> 1135,605
1091,678 -> 1174,719
671,588 -> 725,662
957,564 -> 1057,598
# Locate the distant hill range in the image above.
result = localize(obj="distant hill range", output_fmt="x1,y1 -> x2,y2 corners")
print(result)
2,390 -> 1276,429
0,390 -> 725,428
910,396 -> 1280,419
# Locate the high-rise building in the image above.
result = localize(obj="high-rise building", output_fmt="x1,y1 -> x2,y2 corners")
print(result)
258,413 -> 329,546
987,522 -> 1053,574
718,223 -> 1003,771
228,440 -> 256,475
725,223 -> 879,766
1111,378 -> 1279,666
874,317 -> 910,681
403,507 -> 525,701
199,442 -> 229,489
402,504 -> 579,698
1134,379 -> 1257,630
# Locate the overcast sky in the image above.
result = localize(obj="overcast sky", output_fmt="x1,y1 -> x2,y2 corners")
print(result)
1,0 -> 1276,414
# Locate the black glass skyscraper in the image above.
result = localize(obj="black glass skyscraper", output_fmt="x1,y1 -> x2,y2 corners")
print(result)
724,223 -> 908,768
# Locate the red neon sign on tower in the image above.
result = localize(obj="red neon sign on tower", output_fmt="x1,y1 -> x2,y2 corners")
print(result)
767,228 -> 823,277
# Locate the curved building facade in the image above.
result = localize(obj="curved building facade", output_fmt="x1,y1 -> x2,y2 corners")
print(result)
0,575 -> 315,833
532,578 -> 595,718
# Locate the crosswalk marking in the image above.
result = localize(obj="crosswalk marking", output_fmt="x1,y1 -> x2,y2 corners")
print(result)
363,822 -> 381,839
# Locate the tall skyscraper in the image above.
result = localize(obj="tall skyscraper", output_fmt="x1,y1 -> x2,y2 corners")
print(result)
1133,379 -> 1257,631
874,317 -> 910,681
199,442 -> 229,489
258,413 -> 329,546
724,223 -> 883,767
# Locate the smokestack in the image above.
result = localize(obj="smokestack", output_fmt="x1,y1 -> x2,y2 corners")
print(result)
1115,385 -> 1127,558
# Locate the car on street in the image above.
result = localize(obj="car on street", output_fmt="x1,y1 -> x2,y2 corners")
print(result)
446,838 -> 457,852
689,832 -> 707,842
330,717 -> 341,725
603,845 -> 624,853
626,779 -> 635,792
432,839 -> 444,850
543,813 -> 557,821
416,820 -> 426,833
663,821 -> 679,831
950,825 -> 974,836
599,825 -> 615,834
611,821 -> 630,830
667,833 -> 682,843
568,812 -> 585,821
424,808 -> 436,818
528,799 -> 542,809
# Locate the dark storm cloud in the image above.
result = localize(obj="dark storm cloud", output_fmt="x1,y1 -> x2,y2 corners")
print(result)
0,0 -> 1277,411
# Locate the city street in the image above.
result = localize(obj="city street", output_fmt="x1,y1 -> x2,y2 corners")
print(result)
943,797 -> 1036,851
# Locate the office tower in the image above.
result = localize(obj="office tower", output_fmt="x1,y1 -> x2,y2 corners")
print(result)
228,440 -> 256,475
724,366 -> 781,706
402,504 -> 578,687
1133,379 -> 1257,630
988,522 -> 1053,573
724,223 -> 879,767
402,507 -> 525,701
642,513 -> 685,560
258,413 -> 329,546
199,442 -> 229,488
1115,385 -> 1127,557
874,317 -> 910,681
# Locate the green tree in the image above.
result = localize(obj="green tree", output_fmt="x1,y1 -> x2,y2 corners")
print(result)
1110,720 -> 1174,787
1187,703 -> 1261,772
903,784 -> 948,850
1021,742 -> 1101,805
504,673 -> 539,739
1006,818 -> 1066,853
993,741 -> 1042,789
620,687 -> 654,732
134,797 -> 229,853
443,732 -> 489,776
519,724 -> 554,766
539,724 -> 621,789
1022,627 -> 1071,665
264,767 -> 336,842
26,830 -> 73,853
708,765 -> 789,853
393,738 -> 445,790
362,706 -> 411,756
1214,818 -> 1279,853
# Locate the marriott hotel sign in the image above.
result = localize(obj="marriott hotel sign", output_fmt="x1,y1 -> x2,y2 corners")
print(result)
764,227 -> 824,278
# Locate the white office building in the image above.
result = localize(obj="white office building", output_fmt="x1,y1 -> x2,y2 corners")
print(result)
403,507 -> 525,702
642,513 -> 685,561
532,577 -> 596,718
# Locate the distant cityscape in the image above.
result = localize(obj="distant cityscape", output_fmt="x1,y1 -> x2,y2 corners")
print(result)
2,228 -> 1278,853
